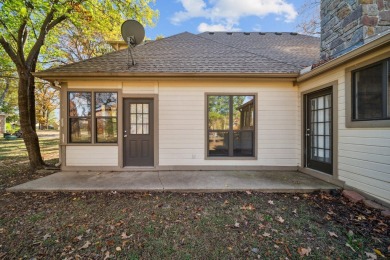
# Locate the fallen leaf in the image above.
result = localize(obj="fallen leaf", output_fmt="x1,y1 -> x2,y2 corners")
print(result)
251,247 -> 259,253
276,216 -> 285,223
345,243 -> 356,252
223,200 -> 229,205
328,231 -> 338,238
292,209 -> 297,214
234,222 -> 240,228
262,232 -> 271,238
297,247 -> 311,257
43,233 -> 51,241
116,246 -> 121,252
246,191 -> 252,195
75,235 -> 83,241
373,249 -> 385,258
357,215 -> 366,220
103,251 -> 110,260
240,204 -> 255,210
365,252 -> 377,260
274,244 -> 280,249
121,232 -> 132,239
227,246 -> 233,251
79,241 -> 91,250
293,196 -> 300,200
268,200 -> 274,205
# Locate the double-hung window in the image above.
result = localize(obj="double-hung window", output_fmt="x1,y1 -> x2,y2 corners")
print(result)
352,58 -> 390,121
68,91 -> 118,143
207,95 -> 255,157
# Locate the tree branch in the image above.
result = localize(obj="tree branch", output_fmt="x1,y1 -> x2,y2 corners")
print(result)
17,20 -> 27,64
0,18 -> 18,44
0,36 -> 20,67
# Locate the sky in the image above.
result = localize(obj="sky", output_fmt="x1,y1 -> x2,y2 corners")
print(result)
144,0 -> 309,39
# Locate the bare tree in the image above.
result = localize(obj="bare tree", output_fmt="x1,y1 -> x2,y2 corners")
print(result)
296,0 -> 321,36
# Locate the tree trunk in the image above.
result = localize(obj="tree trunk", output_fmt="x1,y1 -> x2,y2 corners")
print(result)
18,70 -> 45,172
29,63 -> 37,131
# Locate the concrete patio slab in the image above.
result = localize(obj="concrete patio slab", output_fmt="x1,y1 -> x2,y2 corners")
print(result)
7,170 -> 339,192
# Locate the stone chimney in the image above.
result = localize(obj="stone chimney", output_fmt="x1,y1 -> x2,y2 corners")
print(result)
321,0 -> 390,59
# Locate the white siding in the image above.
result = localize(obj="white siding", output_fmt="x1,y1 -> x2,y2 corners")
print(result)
158,81 -> 300,166
66,146 -> 118,166
299,46 -> 390,204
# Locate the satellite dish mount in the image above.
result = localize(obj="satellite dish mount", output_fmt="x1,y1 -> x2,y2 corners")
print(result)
121,20 -> 145,68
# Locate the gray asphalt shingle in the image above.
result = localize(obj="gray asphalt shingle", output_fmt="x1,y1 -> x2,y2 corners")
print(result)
38,32 -> 320,75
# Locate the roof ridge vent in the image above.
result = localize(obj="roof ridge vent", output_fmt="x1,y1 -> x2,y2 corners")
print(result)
290,32 -> 298,35
275,32 -> 282,35
244,32 -> 250,35
209,32 -> 214,35
226,32 -> 233,35
259,32 -> 266,35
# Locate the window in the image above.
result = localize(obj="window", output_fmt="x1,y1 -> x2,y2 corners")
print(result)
95,93 -> 118,143
207,95 -> 255,157
69,92 -> 92,143
352,59 -> 390,121
68,91 -> 118,143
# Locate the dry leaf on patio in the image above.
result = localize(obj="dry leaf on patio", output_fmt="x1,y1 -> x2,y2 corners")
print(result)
268,200 -> 274,205
276,216 -> 285,223
373,249 -> 385,257
328,231 -> 338,238
79,241 -> 91,250
297,247 -> 311,257
121,232 -> 132,239
365,252 -> 377,260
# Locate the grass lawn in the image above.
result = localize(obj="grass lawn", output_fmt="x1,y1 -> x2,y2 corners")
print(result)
0,133 -> 389,259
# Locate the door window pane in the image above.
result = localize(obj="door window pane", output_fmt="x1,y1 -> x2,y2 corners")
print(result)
130,103 -> 150,135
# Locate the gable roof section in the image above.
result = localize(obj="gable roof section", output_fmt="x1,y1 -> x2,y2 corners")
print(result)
198,32 -> 320,69
34,32 -> 320,79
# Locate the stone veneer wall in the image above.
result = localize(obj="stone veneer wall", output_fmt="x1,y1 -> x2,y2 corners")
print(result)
321,0 -> 390,59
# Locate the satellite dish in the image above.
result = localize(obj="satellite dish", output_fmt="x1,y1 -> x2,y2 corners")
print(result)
121,20 -> 145,66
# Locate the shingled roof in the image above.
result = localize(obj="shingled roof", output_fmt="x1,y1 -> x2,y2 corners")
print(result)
34,32 -> 320,78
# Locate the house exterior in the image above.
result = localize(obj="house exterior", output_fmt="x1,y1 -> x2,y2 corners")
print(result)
34,1 -> 390,206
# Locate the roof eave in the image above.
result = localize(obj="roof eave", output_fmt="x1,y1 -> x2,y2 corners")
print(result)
297,32 -> 390,83
33,72 -> 299,81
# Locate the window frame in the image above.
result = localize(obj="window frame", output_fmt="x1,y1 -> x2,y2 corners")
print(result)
67,90 -> 118,144
95,92 -> 118,143
351,59 -> 389,121
205,93 -> 257,160
68,91 -> 92,143
346,54 -> 390,128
